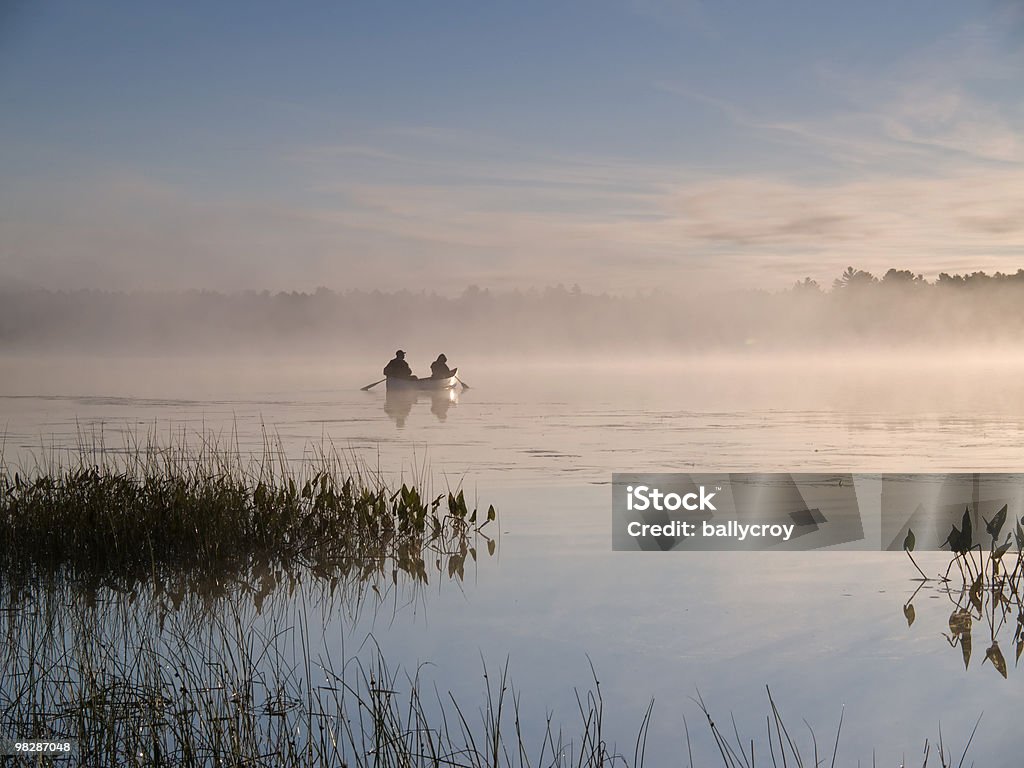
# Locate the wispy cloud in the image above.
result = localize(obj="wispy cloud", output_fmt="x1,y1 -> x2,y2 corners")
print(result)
771,17 -> 1023,168
2,7 -> 1022,294
4,130 -> 1023,293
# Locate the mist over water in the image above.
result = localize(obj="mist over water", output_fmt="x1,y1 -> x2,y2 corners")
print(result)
6,269 -> 1024,355
5,351 -> 1024,495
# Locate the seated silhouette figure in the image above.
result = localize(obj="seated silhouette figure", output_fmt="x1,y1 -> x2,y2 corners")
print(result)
430,353 -> 454,379
383,350 -> 415,379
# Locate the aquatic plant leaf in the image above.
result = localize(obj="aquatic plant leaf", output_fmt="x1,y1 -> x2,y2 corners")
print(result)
487,539 -> 495,556
949,608 -> 972,636
448,492 -> 463,517
945,524 -> 961,554
993,539 -> 1012,561
903,603 -> 916,627
1016,520 -> 1024,550
986,505 -> 1007,540
487,504 -> 496,523
451,554 -> 466,579
985,642 -> 1008,679
944,509 -> 975,555
962,631 -> 972,669
903,528 -> 916,552
970,572 -> 984,612
1017,638 -> 1024,663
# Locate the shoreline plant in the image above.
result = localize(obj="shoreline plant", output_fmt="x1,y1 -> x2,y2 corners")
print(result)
0,429 -> 495,598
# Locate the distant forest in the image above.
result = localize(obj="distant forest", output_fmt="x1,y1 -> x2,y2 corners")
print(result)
4,267 -> 1024,353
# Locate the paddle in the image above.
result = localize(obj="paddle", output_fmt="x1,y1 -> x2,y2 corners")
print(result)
455,375 -> 471,390
360,378 -> 386,391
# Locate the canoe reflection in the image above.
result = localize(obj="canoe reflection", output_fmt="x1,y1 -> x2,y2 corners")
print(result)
384,386 -> 458,427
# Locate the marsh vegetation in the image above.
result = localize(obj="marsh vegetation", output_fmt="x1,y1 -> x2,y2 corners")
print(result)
0,430 -> 494,597
0,433 -> 984,765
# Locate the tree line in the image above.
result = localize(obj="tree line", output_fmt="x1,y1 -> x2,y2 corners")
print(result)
796,267 -> 1024,292
4,267 -> 1024,353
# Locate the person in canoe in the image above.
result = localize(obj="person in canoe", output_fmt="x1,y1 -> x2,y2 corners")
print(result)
430,353 -> 454,379
383,350 -> 416,379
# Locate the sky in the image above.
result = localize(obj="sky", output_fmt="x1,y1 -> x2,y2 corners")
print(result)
0,0 -> 1022,294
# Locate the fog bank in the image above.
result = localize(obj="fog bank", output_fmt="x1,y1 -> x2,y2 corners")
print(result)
4,269 -> 1024,355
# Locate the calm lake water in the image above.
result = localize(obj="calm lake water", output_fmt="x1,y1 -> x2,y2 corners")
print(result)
3,353 -> 1024,764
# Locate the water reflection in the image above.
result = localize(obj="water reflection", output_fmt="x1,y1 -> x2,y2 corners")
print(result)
1,507 -> 496,621
383,387 -> 458,427
0,574 -> 459,765
0,506 -> 499,765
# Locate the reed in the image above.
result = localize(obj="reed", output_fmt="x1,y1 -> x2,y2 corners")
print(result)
0,433 -> 979,765
0,579 -> 977,768
0,427 -> 495,595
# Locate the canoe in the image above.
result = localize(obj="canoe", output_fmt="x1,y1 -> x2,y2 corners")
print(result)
386,368 -> 459,391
